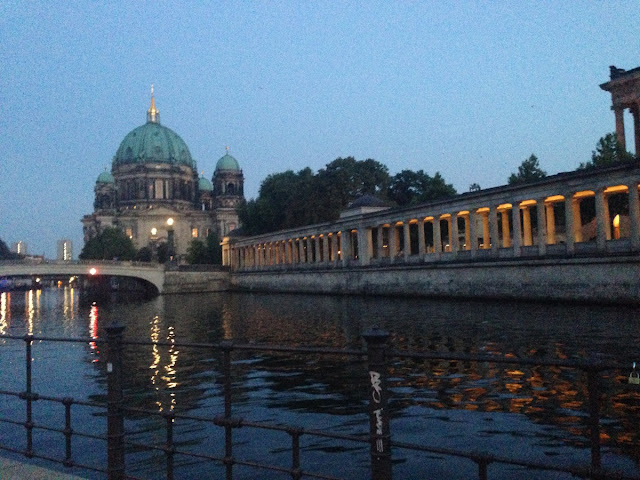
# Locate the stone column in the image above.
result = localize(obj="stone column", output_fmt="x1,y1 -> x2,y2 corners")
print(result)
331,234 -> 338,263
434,218 -> 442,255
322,234 -> 329,263
388,224 -> 397,262
511,205 -> 522,257
500,210 -> 511,248
417,219 -> 426,258
463,214 -> 471,250
522,207 -> 533,246
564,196 -> 575,255
572,198 -> 583,243
376,226 -> 384,260
595,188 -> 608,252
341,231 -> 351,266
614,106 -> 626,150
482,212 -> 490,249
629,182 -> 640,251
545,203 -> 556,245
358,227 -> 372,266
536,199 -> 546,256
450,214 -> 459,256
489,208 -> 499,254
469,211 -> 477,257
446,216 -> 453,252
403,222 -> 411,260
313,236 -> 320,263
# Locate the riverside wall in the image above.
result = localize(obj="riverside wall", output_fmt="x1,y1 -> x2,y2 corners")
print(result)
229,255 -> 640,304
163,270 -> 230,294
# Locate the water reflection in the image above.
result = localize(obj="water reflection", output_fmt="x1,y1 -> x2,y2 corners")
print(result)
0,292 -> 8,335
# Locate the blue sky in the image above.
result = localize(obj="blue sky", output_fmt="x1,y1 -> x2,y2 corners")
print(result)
1,1 -> 638,258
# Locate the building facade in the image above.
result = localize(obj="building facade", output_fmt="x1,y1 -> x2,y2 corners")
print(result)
57,239 -> 73,261
82,94 -> 244,257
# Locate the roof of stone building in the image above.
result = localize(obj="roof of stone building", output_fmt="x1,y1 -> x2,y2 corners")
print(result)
198,175 -> 213,191
346,194 -> 389,209
96,170 -> 115,184
215,152 -> 241,172
112,96 -> 196,169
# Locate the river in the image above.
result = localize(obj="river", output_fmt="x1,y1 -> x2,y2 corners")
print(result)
0,287 -> 639,479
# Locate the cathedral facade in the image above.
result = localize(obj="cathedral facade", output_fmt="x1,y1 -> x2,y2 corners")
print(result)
82,94 -> 244,257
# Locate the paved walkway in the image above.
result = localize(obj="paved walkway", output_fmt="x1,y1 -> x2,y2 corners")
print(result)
0,456 -> 87,479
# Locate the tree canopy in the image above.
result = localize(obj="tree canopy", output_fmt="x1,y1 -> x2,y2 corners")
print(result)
185,233 -> 222,265
578,133 -> 636,170
508,154 -> 547,185
387,170 -> 456,206
79,227 -> 137,260
238,156 -> 456,235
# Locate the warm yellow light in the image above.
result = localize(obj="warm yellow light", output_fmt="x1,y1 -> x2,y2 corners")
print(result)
613,214 -> 620,228
167,218 -> 174,226
89,268 -> 97,275
151,227 -> 157,235
35,278 -> 41,283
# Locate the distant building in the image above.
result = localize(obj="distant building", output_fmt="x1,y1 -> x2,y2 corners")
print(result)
57,239 -> 73,261
82,91 -> 245,257
11,241 -> 27,255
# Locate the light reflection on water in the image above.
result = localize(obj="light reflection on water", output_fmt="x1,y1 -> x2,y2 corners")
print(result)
0,287 -> 639,479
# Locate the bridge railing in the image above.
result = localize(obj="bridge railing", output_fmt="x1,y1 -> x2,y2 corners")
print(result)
0,327 -> 638,480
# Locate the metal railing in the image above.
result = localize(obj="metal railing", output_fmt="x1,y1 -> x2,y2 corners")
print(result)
0,326 -> 639,480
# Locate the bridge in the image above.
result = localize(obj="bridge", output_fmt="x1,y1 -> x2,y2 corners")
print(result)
0,260 -> 166,295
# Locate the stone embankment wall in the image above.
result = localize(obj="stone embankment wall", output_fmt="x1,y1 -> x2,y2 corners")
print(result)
229,256 -> 640,304
164,270 -> 230,294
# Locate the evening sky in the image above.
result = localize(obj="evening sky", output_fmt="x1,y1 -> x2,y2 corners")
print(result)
1,1 -> 638,258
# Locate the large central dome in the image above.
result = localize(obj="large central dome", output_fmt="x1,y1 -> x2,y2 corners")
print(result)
112,96 -> 195,169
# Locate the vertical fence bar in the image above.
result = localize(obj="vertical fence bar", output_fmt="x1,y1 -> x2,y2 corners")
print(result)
290,428 -> 302,480
63,397 -> 73,467
106,323 -> 126,480
221,340 -> 234,480
24,334 -> 34,457
586,367 -> 602,472
363,327 -> 392,480
164,411 -> 175,480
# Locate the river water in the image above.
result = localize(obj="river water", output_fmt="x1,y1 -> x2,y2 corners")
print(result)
0,287 -> 639,479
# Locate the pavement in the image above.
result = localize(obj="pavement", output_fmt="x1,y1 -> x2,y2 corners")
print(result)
0,457 -> 87,479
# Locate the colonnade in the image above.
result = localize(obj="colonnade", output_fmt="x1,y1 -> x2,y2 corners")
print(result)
223,165 -> 640,271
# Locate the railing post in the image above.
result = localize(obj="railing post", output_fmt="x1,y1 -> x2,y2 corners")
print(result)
586,366 -> 602,473
63,397 -> 74,467
363,327 -> 392,480
106,323 -> 125,480
220,340 -> 234,480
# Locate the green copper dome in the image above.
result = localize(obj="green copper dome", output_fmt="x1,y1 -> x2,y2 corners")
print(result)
215,153 -> 241,171
198,176 -> 213,191
96,170 -> 115,184
113,121 -> 196,169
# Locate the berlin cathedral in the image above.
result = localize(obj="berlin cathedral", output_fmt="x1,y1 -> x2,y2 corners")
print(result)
82,93 -> 244,257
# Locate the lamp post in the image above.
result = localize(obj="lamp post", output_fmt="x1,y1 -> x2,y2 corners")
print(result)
166,218 -> 175,260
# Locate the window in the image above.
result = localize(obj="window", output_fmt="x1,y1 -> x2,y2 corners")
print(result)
192,228 -> 199,238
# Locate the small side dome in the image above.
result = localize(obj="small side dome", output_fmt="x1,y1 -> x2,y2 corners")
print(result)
216,153 -> 241,171
198,175 -> 213,192
97,170 -> 115,184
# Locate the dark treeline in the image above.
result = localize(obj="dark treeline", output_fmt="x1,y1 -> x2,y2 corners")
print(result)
238,156 -> 456,235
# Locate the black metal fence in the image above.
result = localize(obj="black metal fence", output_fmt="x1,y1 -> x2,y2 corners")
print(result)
0,325 -> 639,480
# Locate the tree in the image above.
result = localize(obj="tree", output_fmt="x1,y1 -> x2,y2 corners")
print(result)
578,133 -> 636,170
205,232 -> 223,265
186,239 -> 208,264
79,227 -> 137,260
387,170 -> 456,206
134,246 -> 152,262
469,183 -> 481,192
0,238 -> 20,260
156,243 -> 170,263
508,154 -> 547,185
